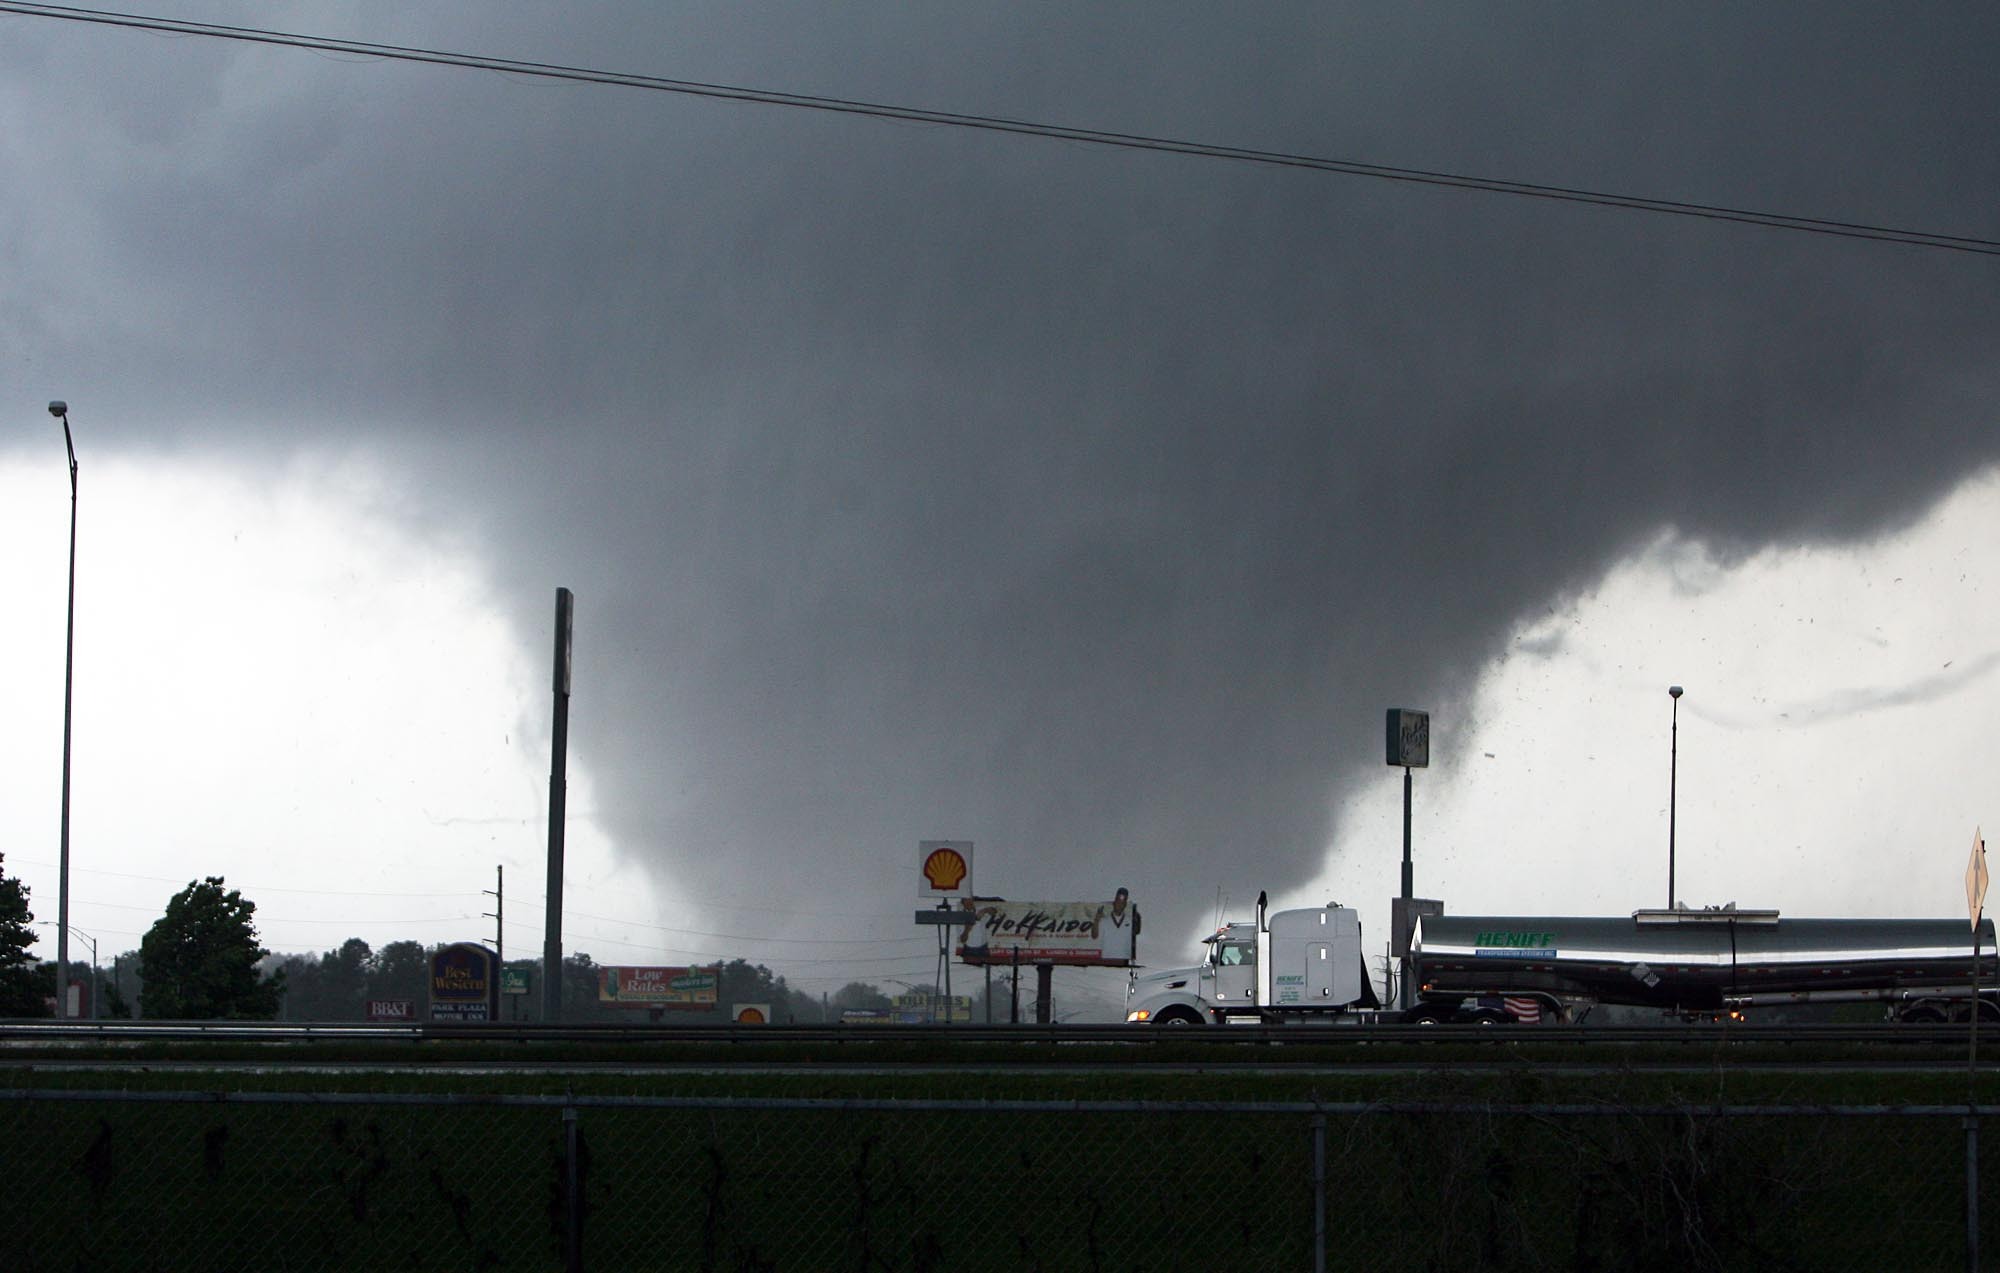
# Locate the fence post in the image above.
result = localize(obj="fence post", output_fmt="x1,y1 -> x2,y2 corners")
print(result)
1312,1111 -> 1327,1273
1967,1114 -> 1980,1273
565,1104 -> 584,1273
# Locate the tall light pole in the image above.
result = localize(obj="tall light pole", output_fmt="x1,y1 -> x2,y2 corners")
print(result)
35,922 -> 97,1020
1668,685 -> 1683,910
48,401 -> 78,1018
543,588 -> 573,1025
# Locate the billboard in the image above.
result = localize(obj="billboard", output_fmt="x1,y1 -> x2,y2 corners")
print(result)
892,994 -> 971,1023
429,943 -> 497,1022
840,1009 -> 893,1025
367,998 -> 416,1022
955,892 -> 1140,967
1386,708 -> 1430,768
598,965 -> 721,1009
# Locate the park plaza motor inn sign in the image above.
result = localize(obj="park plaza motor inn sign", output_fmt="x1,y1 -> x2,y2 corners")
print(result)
428,942 -> 498,1022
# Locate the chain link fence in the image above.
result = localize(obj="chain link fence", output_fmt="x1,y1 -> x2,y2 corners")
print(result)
2,1090 -> 1993,1271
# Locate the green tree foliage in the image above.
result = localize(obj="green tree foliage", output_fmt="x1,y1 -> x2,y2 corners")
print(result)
711,958 -> 825,1023
368,939 -> 430,1004
106,950 -> 144,1017
139,877 -> 285,1020
97,973 -> 133,1019
0,855 -> 46,1016
269,951 -> 318,1018
273,938 -> 439,1020
829,981 -> 892,1015
279,937 -> 374,1020
560,951 -> 602,1019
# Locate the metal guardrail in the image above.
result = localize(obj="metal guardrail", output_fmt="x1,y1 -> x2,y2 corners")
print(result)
0,1018 -> 1991,1048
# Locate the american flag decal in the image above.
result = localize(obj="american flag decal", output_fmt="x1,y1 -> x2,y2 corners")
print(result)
1502,996 -> 1542,1024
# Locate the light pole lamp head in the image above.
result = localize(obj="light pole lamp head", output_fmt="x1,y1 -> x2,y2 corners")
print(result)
1669,685 -> 1683,699
48,400 -> 67,419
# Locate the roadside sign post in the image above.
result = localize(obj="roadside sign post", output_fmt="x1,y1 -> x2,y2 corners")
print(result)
1386,709 -> 1430,1010
1964,827 -> 1987,1273
1968,828 -> 1988,1071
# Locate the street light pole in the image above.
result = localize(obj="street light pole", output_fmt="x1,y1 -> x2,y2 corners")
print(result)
35,922 -> 96,1020
1668,685 -> 1683,910
49,401 -> 78,1018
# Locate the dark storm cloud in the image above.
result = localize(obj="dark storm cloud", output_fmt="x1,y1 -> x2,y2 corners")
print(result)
7,4 -> 1997,947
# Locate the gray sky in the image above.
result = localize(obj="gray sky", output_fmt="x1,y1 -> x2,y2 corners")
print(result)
3,3 -> 1996,998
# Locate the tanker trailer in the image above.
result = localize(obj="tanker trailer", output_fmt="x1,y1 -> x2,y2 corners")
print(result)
1409,907 -> 1998,1024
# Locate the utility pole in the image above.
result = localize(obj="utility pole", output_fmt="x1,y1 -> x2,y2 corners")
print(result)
482,864 -> 504,964
483,865 -> 507,1021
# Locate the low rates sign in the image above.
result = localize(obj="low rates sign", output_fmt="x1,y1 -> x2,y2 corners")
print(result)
598,965 -> 721,1009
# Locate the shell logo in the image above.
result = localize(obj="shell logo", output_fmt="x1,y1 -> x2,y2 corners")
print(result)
923,845 -> 969,892
734,1005 -> 768,1025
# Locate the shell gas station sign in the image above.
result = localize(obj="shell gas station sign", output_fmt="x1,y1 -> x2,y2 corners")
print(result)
919,840 -> 974,899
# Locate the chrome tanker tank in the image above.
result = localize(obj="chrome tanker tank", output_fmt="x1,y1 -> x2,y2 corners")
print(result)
1410,907 -> 1998,1016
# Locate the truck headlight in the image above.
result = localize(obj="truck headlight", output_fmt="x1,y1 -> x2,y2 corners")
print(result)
1126,1009 -> 1151,1023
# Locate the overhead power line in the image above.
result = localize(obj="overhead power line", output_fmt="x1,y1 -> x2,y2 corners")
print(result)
5,2 -> 1995,257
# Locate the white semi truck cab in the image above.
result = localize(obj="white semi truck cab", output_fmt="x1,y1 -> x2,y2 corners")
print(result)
1125,893 -> 1384,1025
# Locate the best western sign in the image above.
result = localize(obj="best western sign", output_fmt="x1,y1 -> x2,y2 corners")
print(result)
428,943 -> 498,1022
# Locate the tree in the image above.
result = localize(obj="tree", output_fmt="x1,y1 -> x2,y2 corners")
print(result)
0,856 -> 48,1016
98,973 -> 133,1019
272,952 -> 322,1019
829,981 -> 892,1015
560,951 -> 603,1020
139,877 -> 285,1020
281,937 -> 372,1020
367,939 -> 430,1004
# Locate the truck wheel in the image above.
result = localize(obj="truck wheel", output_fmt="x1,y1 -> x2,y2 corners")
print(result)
1154,1008 -> 1203,1027
1902,1007 -> 1946,1025
1465,1009 -> 1508,1026
1407,1006 -> 1449,1026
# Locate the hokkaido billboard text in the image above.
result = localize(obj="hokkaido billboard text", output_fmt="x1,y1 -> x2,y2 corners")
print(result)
955,894 -> 1140,967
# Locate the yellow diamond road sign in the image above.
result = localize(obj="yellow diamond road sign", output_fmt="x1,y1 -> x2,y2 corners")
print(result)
1967,828 -> 1989,931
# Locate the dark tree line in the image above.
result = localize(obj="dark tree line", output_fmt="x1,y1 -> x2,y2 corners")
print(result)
272,937 -> 430,1020
2,856 -> 932,1023
0,854 -> 43,1017
0,863 -> 278,1019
